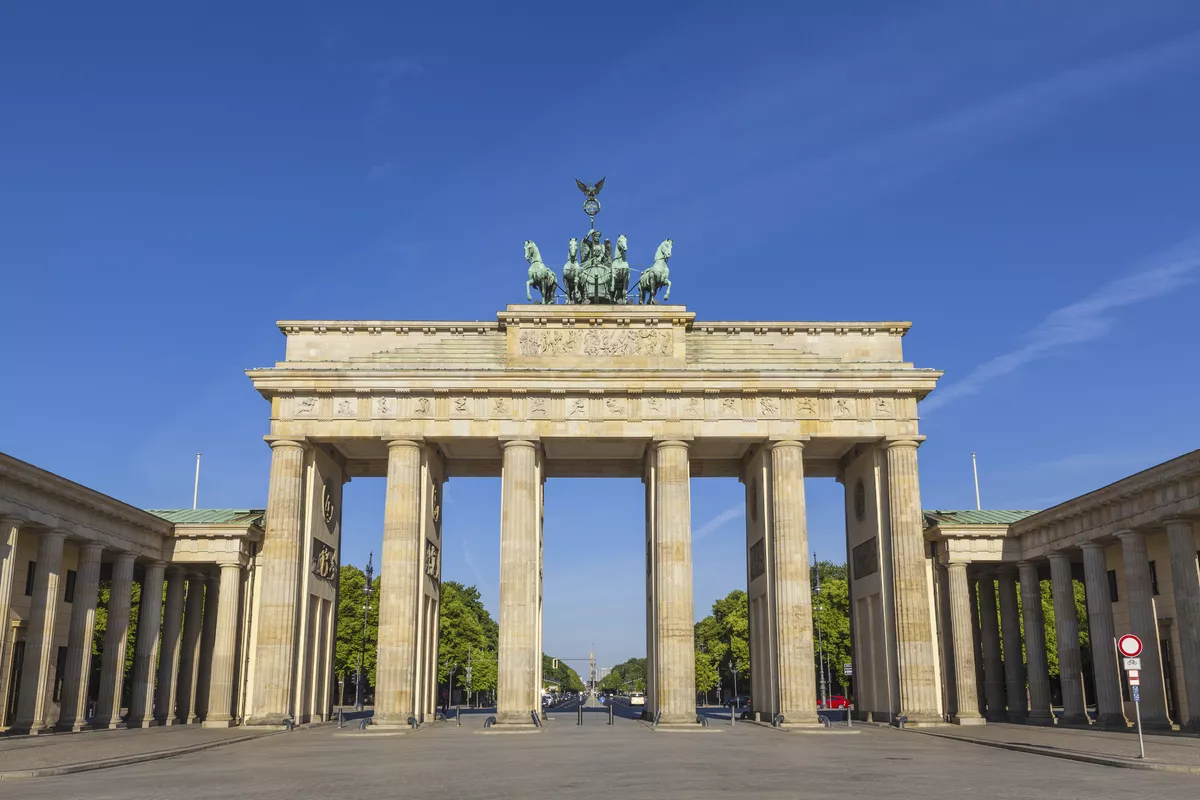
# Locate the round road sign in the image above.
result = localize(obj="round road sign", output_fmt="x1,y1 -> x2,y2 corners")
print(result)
1118,634 -> 1142,658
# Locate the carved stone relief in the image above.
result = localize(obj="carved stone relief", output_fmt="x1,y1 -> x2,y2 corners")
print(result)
518,327 -> 672,357
646,396 -> 665,416
604,397 -> 627,417
424,541 -> 440,581
491,397 -> 509,417
872,397 -> 894,417
796,397 -> 818,418
720,397 -> 740,417
683,397 -> 703,418
335,398 -> 357,418
530,397 -> 549,417
834,398 -> 855,418
567,398 -> 587,418
758,397 -> 780,417
374,396 -> 394,417
295,396 -> 318,417
452,396 -> 471,416
413,397 -> 432,416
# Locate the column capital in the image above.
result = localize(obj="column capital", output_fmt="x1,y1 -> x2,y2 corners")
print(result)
1080,541 -> 1107,553
498,437 -> 538,449
1046,551 -> 1073,564
0,515 -> 26,528
652,438 -> 691,451
385,436 -> 426,449
884,436 -> 926,449
143,560 -> 168,569
112,551 -> 137,566
1163,517 -> 1196,530
946,559 -> 970,569
767,437 -> 809,450
40,529 -> 69,543
78,542 -> 105,557
1115,529 -> 1144,542
265,436 -> 307,450
997,564 -> 1019,578
166,564 -> 187,578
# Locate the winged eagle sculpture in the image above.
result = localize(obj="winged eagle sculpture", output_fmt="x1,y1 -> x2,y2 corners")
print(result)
575,177 -> 605,200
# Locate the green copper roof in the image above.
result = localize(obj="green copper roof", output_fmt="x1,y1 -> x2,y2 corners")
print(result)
147,509 -> 265,526
923,509 -> 1039,527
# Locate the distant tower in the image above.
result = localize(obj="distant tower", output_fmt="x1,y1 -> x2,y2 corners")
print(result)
589,648 -> 596,690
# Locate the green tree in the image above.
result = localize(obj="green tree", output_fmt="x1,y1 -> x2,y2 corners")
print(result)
598,657 -> 647,693
813,561 -> 851,694
334,564 -> 380,705
694,589 -> 749,696
92,579 -> 143,704
436,581 -> 501,704
695,649 -> 720,697
542,654 -> 585,692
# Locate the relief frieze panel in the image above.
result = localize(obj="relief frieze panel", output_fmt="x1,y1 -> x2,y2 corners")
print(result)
517,327 -> 673,357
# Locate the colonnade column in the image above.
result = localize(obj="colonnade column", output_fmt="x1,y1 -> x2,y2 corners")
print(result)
246,438 -> 307,726
194,574 -> 220,722
977,576 -> 1006,721
10,530 -> 66,734
203,563 -> 244,727
1164,518 -> 1200,731
1018,561 -> 1053,723
175,574 -> 206,724
374,438 -> 425,727
947,562 -> 983,724
1118,531 -> 1171,727
1048,553 -> 1087,725
496,438 -> 541,726
884,439 -> 941,722
55,543 -> 103,731
154,567 -> 186,725
0,519 -> 19,694
94,553 -> 137,728
769,440 -> 818,726
652,439 -> 696,725
1080,543 -> 1126,727
997,568 -> 1027,721
127,561 -> 166,727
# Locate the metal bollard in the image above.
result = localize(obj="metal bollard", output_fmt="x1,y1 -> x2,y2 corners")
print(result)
577,703 -> 583,726
730,703 -> 735,726
608,701 -> 614,725
456,705 -> 461,727
337,708 -> 345,729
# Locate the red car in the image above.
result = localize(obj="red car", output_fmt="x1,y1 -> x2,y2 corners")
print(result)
821,695 -> 850,709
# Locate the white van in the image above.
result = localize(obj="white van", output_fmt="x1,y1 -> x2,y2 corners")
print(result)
629,691 -> 645,706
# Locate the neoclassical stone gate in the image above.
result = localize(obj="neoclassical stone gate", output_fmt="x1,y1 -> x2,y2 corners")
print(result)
243,305 -> 944,728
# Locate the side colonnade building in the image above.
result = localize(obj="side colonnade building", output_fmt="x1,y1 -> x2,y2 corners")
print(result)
0,452 -> 262,733
925,448 -> 1200,730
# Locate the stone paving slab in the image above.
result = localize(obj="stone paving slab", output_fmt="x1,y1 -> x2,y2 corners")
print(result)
0,725 -> 274,778
908,722 -> 1200,774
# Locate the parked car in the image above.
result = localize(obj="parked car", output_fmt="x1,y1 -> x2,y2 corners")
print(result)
823,695 -> 850,709
728,695 -> 751,708
630,691 -> 646,706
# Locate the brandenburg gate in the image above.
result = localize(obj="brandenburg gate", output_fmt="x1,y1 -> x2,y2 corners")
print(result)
243,302 -> 945,729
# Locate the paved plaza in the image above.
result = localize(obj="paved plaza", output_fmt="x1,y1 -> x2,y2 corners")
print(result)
4,704 -> 1199,799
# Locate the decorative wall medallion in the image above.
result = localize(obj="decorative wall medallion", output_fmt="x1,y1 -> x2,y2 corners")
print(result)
796,397 -> 818,417
322,481 -> 336,523
414,397 -> 432,416
375,396 -> 395,417
605,397 -> 627,417
758,397 -> 779,417
720,397 -> 739,416
335,398 -> 357,417
834,398 -> 855,418
530,397 -> 548,416
854,478 -> 866,522
453,397 -> 471,415
431,483 -> 441,524
567,398 -> 586,417
295,397 -> 318,416
873,397 -> 894,417
312,540 -> 337,582
684,397 -> 702,418
749,539 -> 766,580
424,541 -> 441,581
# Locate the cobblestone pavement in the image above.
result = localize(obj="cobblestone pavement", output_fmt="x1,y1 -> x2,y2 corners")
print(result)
6,710 -> 1200,799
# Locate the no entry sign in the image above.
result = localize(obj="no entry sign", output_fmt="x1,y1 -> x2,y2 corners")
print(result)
1118,634 -> 1143,658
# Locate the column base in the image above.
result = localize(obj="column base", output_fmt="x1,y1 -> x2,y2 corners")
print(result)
1057,713 -> 1090,727
5,725 -> 55,736
243,714 -> 292,728
202,718 -> 237,729
54,721 -> 89,733
897,711 -> 944,726
1005,711 -> 1028,723
1095,714 -> 1130,730
1022,713 -> 1055,726
125,717 -> 153,729
149,717 -> 184,727
951,715 -> 986,726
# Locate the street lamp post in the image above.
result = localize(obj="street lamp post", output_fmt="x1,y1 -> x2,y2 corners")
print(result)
730,636 -> 740,707
813,552 -> 828,709
356,552 -> 374,711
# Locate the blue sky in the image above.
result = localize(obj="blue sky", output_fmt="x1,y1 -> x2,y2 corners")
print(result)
3,1 -> 1199,672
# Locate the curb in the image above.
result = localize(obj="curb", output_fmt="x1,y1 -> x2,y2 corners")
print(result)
908,728 -> 1200,775
0,729 -> 286,780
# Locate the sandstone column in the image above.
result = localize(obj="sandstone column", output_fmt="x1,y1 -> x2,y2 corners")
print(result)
1080,543 -> 1126,728
247,438 -> 307,725
126,561 -> 166,727
653,440 -> 697,725
1018,560 -> 1053,723
203,563 -> 244,727
375,438 -> 425,726
1048,553 -> 1087,725
496,439 -> 541,726
10,530 -> 66,734
175,573 -> 206,724
885,439 -> 940,722
997,568 -> 1027,721
769,440 -> 819,725
0,518 -> 19,695
95,553 -> 137,728
193,574 -> 220,722
154,567 -> 186,725
977,575 -> 1006,720
1164,519 -> 1200,730
55,543 -> 103,731
1118,530 -> 1171,727
947,562 -> 983,724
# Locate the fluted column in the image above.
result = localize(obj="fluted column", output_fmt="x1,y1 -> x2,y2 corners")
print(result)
1018,561 -> 1052,723
1081,543 -> 1126,727
997,568 -> 1027,720
496,439 -> 541,726
11,530 -> 66,734
769,440 -> 819,725
94,553 -> 137,728
1119,531 -> 1171,727
947,563 -> 984,724
652,440 -> 697,725
977,576 -> 1006,720
193,574 -> 220,722
203,563 -> 244,727
0,518 -> 19,702
126,561 -> 166,727
56,544 -> 103,731
374,438 -> 425,726
1164,519 -> 1200,730
885,439 -> 940,722
154,567 -> 186,725
175,574 -> 206,724
246,438 -> 307,726
1048,553 -> 1087,725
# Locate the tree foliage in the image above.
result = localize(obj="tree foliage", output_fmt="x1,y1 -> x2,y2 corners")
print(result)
542,654 -> 585,692
92,580 -> 142,678
813,560 -> 851,693
334,565 -> 380,694
693,589 -> 749,694
599,657 -> 647,692
437,581 -> 499,697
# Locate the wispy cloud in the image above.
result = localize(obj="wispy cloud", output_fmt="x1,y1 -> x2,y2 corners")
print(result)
693,504 -> 744,543
461,540 -> 487,589
923,237 -> 1200,413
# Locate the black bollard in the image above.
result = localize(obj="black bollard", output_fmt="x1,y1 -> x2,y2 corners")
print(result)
577,703 -> 583,726
608,701 -> 614,725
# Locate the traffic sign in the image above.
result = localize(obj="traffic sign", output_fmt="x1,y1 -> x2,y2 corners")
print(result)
1129,675 -> 1140,686
1131,685 -> 1141,703
1123,657 -> 1141,671
1118,634 -> 1143,658
1127,669 -> 1139,679
843,664 -> 853,676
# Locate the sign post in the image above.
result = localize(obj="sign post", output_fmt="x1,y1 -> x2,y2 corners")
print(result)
843,664 -> 853,727
1118,634 -> 1144,760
